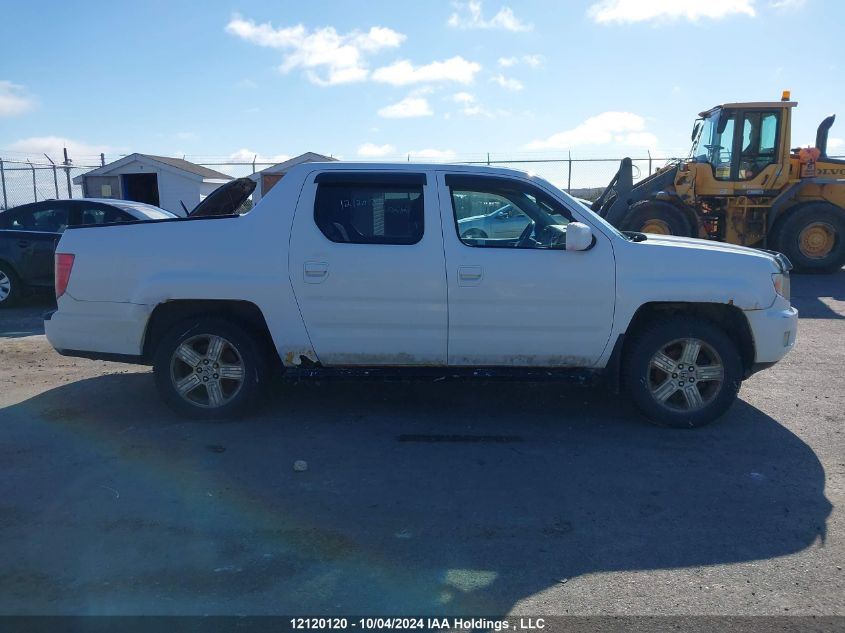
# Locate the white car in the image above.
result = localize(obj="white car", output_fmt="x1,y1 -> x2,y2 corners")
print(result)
44,163 -> 798,427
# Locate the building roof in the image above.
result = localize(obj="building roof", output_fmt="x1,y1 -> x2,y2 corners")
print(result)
72,153 -> 233,184
142,155 -> 233,180
252,152 -> 337,177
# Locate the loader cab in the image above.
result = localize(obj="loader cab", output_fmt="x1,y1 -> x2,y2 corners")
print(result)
689,101 -> 794,191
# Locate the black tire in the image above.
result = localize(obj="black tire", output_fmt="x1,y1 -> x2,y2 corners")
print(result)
620,200 -> 695,237
623,317 -> 743,428
461,228 -> 488,239
770,202 -> 845,274
0,262 -> 23,308
153,317 -> 270,419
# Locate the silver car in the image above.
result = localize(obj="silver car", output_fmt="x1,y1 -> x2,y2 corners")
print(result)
457,204 -> 530,239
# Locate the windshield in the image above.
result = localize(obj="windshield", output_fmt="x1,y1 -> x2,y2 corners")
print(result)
691,110 -> 720,162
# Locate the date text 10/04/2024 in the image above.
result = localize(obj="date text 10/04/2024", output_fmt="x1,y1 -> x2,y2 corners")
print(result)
290,617 -> 547,630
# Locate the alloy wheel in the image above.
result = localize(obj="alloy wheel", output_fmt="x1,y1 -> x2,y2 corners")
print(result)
169,334 -> 245,408
0,271 -> 11,303
647,337 -> 724,411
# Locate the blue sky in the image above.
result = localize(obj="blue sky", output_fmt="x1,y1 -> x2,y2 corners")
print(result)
0,0 -> 842,174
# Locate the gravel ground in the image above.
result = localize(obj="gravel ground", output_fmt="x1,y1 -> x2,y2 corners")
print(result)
0,273 -> 842,617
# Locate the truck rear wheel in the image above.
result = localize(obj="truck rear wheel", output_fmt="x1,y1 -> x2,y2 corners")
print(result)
623,317 -> 742,428
620,200 -> 694,237
771,202 -> 845,273
153,317 -> 269,419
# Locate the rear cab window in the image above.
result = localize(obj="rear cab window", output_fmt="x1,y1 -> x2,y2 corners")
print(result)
313,173 -> 425,245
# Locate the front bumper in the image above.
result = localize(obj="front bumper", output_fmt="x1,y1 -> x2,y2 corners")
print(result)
745,297 -> 798,365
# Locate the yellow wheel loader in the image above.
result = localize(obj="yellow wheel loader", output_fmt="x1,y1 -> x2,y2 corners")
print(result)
593,92 -> 845,272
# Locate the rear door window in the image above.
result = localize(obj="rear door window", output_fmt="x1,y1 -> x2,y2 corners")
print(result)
3,205 -> 70,232
314,179 -> 424,245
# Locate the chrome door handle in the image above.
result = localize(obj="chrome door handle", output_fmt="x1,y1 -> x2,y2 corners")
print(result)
304,261 -> 329,283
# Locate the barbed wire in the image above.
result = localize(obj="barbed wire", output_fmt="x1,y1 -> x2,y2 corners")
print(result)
2,151 -> 843,211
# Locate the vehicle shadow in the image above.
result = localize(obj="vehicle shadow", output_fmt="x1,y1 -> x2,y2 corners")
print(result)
790,267 -> 845,319
0,374 -> 831,615
0,295 -> 53,337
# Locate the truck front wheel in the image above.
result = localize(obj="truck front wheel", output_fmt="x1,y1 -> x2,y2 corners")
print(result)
153,317 -> 269,419
623,317 -> 742,428
771,202 -> 845,273
620,200 -> 694,237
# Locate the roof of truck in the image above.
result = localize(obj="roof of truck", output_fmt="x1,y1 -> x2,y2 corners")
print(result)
699,101 -> 797,117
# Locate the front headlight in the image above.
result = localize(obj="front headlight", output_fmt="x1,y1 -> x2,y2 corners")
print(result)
772,272 -> 791,301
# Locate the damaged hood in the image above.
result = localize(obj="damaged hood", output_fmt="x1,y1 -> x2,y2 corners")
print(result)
641,234 -> 785,269
189,177 -> 256,217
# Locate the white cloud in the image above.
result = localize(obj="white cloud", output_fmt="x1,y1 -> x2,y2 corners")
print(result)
227,148 -> 291,164
6,136 -> 115,161
448,0 -> 531,31
588,0 -> 756,24
0,81 -> 34,117
357,143 -> 396,157
525,112 -> 658,150
497,54 -> 544,68
408,148 -> 457,160
451,92 -> 492,117
225,15 -> 405,86
770,0 -> 806,10
377,96 -> 433,118
372,56 -> 481,86
491,74 -> 523,91
828,138 -> 844,150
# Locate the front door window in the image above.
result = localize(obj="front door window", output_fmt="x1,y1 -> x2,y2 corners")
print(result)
449,179 -> 571,249
738,111 -> 780,180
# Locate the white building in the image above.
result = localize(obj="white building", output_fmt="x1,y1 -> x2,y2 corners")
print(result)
74,153 -> 233,216
249,152 -> 336,204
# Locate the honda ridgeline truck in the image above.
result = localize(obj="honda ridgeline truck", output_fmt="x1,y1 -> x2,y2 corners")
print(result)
44,163 -> 798,428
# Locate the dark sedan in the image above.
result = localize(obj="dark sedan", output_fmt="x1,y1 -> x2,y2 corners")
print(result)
0,198 -> 174,307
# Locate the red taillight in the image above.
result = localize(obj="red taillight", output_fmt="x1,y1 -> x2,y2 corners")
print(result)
55,253 -> 75,298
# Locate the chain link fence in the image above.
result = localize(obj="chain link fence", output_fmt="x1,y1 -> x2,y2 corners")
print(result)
192,155 -> 668,201
0,159 -> 96,210
2,151 -> 783,210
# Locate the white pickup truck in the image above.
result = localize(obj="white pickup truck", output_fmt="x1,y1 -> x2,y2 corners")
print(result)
44,163 -> 798,427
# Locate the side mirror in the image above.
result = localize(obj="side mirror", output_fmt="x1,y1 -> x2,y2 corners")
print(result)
566,222 -> 593,251
495,209 -> 508,219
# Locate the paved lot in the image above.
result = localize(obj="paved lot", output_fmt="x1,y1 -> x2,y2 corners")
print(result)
0,273 -> 842,616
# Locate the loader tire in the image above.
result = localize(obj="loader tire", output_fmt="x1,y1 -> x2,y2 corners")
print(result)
770,202 -> 845,274
620,200 -> 694,237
